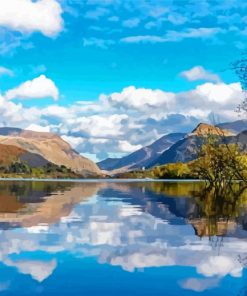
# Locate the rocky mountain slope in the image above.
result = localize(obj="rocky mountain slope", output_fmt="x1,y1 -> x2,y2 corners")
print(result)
0,143 -> 48,167
189,123 -> 233,137
0,127 -> 101,176
98,120 -> 247,173
98,133 -> 185,172
149,123 -> 247,168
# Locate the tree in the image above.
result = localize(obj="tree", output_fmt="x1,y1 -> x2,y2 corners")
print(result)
153,162 -> 192,179
8,162 -> 31,174
190,133 -> 247,189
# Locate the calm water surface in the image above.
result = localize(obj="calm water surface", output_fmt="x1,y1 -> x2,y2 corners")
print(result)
0,180 -> 246,295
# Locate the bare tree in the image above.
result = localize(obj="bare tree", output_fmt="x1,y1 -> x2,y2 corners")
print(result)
232,56 -> 247,114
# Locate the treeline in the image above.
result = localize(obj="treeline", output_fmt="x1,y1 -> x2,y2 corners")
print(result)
115,162 -> 195,179
0,162 -> 81,179
115,143 -> 247,182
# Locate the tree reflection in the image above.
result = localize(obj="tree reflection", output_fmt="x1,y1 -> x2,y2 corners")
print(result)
189,183 -> 247,238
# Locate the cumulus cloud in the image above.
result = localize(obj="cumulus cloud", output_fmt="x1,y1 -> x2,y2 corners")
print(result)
0,94 -> 41,126
101,86 -> 175,111
0,80 -> 243,160
192,82 -> 241,105
26,124 -> 51,133
5,75 -> 59,101
0,0 -> 63,37
180,66 -> 221,82
68,114 -> 128,138
69,82 -> 242,158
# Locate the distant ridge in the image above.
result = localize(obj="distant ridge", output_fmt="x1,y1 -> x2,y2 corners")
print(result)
98,133 -> 186,172
149,122 -> 247,168
217,119 -> 247,134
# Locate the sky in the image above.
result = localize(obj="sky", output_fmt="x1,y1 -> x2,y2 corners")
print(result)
0,0 -> 246,162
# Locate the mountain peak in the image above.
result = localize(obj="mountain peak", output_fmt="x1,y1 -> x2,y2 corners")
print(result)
190,123 -> 233,137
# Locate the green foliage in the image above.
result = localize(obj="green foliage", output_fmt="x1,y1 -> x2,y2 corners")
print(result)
153,162 -> 193,179
114,143 -> 247,182
190,141 -> 247,187
0,161 -> 81,179
114,162 -> 195,179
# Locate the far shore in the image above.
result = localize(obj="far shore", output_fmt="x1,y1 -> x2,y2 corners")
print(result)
0,177 -> 203,183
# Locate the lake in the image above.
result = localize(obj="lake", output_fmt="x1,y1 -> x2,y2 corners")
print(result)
0,180 -> 246,295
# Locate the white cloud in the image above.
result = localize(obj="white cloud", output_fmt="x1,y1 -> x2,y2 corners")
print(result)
111,252 -> 175,272
118,140 -> 142,153
0,66 -> 13,76
166,27 -> 223,41
0,79 -> 243,160
180,66 -> 221,82
0,94 -> 41,126
102,86 -> 175,111
197,256 -> 242,278
5,75 -> 59,101
121,28 -> 222,44
192,82 -> 242,105
61,135 -> 85,147
121,35 -> 167,44
180,278 -> 220,292
26,124 -> 51,133
0,0 -> 63,37
5,259 -> 57,282
71,114 -> 128,138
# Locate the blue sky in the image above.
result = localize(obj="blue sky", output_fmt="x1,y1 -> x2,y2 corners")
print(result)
0,0 -> 246,161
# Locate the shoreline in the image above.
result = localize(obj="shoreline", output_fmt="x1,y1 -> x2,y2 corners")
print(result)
0,177 -> 203,183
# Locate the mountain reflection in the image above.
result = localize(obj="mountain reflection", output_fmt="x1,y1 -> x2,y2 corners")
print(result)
0,180 -> 246,295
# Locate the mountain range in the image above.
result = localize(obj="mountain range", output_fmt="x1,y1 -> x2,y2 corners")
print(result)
98,133 -> 185,173
98,120 -> 247,173
0,119 -> 246,178
0,127 -> 101,177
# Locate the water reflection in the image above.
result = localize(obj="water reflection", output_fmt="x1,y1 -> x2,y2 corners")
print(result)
0,180 -> 246,295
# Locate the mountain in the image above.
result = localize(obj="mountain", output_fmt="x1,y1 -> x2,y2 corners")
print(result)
0,127 -> 101,176
98,133 -> 186,172
217,119 -> 247,134
149,123 -> 247,168
228,130 -> 247,151
189,123 -> 233,136
98,158 -> 121,171
0,143 -> 48,167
